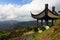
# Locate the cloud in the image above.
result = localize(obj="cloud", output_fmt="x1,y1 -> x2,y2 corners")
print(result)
0,0 -> 60,21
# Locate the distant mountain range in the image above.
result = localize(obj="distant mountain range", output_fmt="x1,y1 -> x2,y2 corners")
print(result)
0,20 -> 19,31
0,20 -> 41,31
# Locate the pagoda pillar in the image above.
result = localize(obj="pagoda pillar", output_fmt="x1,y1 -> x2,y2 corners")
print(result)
55,20 -> 56,24
37,19 -> 39,27
41,20 -> 43,26
45,19 -> 48,26
52,19 -> 54,26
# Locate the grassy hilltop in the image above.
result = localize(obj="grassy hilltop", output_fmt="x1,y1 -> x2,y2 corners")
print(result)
30,17 -> 60,40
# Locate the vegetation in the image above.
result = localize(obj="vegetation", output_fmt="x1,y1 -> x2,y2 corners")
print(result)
0,25 -> 39,40
0,16 -> 60,40
30,16 -> 60,40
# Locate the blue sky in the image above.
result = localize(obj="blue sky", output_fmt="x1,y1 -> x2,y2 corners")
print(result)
0,0 -> 32,5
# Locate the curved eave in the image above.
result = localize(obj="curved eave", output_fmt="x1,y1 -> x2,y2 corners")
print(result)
48,16 -> 59,19
53,11 -> 59,16
48,11 -> 59,19
48,9 -> 59,16
31,9 -> 59,19
30,10 -> 45,19
31,11 -> 45,19
31,13 -> 39,19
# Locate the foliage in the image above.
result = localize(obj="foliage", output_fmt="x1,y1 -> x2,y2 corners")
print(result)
30,16 -> 60,40
40,26 -> 46,31
1,18 -> 60,40
34,26 -> 38,32
0,33 -> 4,40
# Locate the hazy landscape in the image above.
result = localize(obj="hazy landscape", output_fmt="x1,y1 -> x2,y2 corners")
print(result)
0,0 -> 60,40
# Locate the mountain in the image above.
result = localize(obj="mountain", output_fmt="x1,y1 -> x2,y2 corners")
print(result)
0,20 -> 19,31
0,20 -> 41,31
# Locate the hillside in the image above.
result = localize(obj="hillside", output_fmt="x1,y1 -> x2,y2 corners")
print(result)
30,27 -> 60,40
30,17 -> 60,40
0,17 -> 60,40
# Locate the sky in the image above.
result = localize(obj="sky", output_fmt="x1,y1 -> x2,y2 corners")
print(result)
0,0 -> 32,5
0,0 -> 60,21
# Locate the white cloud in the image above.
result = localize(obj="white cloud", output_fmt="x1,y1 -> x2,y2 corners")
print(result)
0,0 -> 60,21
6,15 -> 16,20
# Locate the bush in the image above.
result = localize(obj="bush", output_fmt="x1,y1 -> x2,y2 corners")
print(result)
0,33 -> 5,40
34,27 -> 38,32
40,26 -> 46,31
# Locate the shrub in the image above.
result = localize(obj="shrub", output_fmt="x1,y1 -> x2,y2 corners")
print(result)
0,33 -> 5,40
34,26 -> 38,32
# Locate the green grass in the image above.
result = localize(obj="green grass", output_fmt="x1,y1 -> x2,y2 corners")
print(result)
29,28 -> 53,40
29,26 -> 60,40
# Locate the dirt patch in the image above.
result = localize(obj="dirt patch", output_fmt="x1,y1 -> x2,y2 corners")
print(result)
42,34 -> 50,40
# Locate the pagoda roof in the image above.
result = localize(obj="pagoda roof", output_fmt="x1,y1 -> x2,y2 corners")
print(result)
31,4 -> 59,19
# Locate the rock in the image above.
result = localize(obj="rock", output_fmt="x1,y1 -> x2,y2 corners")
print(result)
44,26 -> 49,29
